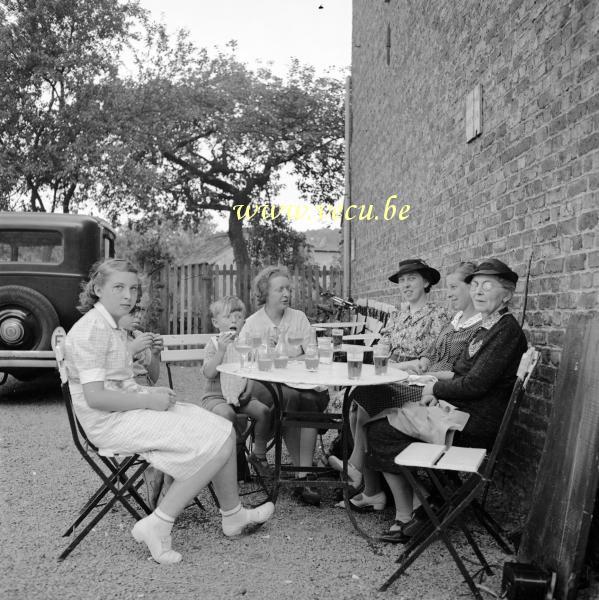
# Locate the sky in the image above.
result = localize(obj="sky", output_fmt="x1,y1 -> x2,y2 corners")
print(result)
137,0 -> 352,231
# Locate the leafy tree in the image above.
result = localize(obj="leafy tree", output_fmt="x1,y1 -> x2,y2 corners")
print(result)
102,31 -> 345,278
0,0 -> 143,212
247,220 -> 308,269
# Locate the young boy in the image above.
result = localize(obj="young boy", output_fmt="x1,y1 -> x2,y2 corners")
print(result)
119,305 -> 168,508
119,306 -> 162,386
201,296 -> 273,478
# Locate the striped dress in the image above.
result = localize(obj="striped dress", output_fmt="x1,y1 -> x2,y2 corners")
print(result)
65,303 -> 232,480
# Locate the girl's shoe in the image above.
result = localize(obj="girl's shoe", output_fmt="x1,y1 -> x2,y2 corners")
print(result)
334,490 -> 386,512
327,455 -> 363,488
222,502 -> 275,536
131,517 -> 182,564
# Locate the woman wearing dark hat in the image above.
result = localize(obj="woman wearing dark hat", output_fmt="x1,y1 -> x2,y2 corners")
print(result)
365,258 -> 527,543
380,258 -> 450,362
332,261 -> 481,506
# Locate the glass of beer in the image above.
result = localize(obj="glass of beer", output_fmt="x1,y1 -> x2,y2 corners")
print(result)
332,328 -> 343,349
257,346 -> 273,371
347,348 -> 364,380
373,344 -> 390,375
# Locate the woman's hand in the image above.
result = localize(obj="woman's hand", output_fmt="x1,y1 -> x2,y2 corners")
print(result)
416,358 -> 430,374
419,394 -> 438,407
418,382 -> 438,406
130,332 -> 153,355
145,388 -> 177,411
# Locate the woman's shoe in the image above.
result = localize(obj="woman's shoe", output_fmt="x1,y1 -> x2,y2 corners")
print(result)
327,455 -> 363,488
379,520 -> 411,544
247,453 -> 274,479
334,491 -> 386,512
292,485 -> 321,507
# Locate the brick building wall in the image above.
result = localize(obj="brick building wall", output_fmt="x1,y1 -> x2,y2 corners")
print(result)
349,0 -> 599,509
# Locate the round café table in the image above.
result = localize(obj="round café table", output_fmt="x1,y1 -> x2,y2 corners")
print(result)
217,360 -> 408,540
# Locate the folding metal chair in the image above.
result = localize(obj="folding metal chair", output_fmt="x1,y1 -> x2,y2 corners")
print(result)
379,346 -> 541,598
52,328 -> 152,561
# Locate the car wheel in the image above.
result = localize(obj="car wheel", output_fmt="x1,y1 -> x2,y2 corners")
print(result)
0,285 -> 60,351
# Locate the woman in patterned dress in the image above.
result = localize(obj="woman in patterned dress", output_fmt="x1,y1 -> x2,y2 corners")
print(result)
332,262 -> 481,509
64,259 -> 274,565
367,259 -> 527,542
377,258 -> 450,363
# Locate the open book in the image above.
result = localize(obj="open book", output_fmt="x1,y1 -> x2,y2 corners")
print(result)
394,442 -> 486,472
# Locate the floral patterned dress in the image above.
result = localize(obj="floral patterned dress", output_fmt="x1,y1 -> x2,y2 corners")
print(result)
380,302 -> 450,362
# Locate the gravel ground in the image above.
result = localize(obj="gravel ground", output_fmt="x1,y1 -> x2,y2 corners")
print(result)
2,368 -> 598,600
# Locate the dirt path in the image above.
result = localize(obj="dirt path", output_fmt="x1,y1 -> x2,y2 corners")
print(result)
2,371 -> 594,600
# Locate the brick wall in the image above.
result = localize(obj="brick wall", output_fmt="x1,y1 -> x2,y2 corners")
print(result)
350,0 -> 599,510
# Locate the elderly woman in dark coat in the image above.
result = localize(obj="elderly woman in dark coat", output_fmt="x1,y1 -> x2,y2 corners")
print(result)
366,259 -> 528,542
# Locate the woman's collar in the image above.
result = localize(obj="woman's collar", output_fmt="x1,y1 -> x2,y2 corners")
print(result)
94,302 -> 119,329
480,307 -> 509,329
451,311 -> 482,330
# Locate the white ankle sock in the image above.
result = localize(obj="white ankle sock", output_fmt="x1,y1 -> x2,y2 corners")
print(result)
395,510 -> 412,523
151,508 -> 174,536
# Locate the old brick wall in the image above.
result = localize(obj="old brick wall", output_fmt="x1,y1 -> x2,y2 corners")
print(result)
350,0 -> 599,509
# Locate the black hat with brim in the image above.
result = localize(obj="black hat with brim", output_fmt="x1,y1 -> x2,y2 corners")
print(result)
464,258 -> 518,284
388,258 -> 441,285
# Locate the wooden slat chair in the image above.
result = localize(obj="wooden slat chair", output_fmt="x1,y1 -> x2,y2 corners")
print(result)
51,327 -> 152,561
161,333 -> 274,506
380,346 -> 541,599
343,299 -> 395,346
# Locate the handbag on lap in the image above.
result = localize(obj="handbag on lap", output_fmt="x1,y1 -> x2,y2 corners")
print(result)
387,400 -> 470,446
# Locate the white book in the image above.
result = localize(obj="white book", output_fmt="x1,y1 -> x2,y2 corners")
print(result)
394,443 -> 487,472
394,443 -> 447,468
436,446 -> 486,472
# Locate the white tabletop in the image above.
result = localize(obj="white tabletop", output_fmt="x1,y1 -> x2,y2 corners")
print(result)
312,322 -> 358,329
217,361 -> 408,387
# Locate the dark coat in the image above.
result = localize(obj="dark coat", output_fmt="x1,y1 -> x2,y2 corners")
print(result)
432,311 -> 528,448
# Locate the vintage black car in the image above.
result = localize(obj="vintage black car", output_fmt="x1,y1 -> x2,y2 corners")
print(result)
0,212 -> 116,381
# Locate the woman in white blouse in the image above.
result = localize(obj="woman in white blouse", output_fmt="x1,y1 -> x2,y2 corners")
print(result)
240,266 -> 329,507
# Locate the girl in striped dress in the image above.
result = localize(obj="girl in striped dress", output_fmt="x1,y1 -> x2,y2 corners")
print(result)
64,259 -> 274,565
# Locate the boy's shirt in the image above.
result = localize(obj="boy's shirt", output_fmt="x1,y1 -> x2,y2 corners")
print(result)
203,336 -> 247,406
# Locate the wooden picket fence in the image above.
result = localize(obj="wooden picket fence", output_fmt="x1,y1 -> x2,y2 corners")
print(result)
153,262 -> 343,334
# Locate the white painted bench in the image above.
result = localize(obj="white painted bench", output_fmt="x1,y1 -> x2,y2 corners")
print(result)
160,333 -> 213,389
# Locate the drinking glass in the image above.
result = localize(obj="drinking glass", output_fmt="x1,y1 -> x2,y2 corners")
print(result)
304,350 -> 319,372
332,328 -> 343,349
257,346 -> 273,371
317,337 -> 333,365
248,332 -> 263,370
373,344 -> 390,375
234,333 -> 251,369
347,348 -> 364,380
286,328 -> 304,357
